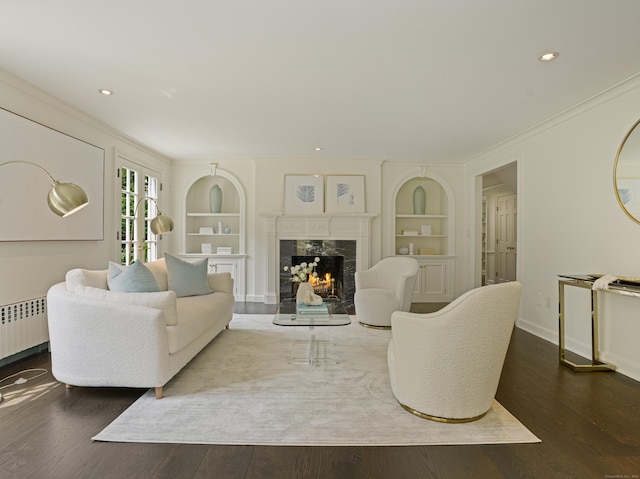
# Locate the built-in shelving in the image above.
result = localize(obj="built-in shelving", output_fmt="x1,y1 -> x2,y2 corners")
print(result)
182,171 -> 246,300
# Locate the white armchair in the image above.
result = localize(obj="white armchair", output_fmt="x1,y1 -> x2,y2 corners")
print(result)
354,257 -> 419,329
387,281 -> 521,422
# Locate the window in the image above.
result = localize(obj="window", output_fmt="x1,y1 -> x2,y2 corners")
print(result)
118,159 -> 163,265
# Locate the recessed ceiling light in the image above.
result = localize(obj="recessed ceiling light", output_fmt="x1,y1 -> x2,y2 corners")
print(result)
314,147 -> 323,151
98,89 -> 114,96
538,52 -> 559,62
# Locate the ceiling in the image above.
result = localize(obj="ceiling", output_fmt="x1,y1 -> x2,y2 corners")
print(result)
1,0 -> 640,164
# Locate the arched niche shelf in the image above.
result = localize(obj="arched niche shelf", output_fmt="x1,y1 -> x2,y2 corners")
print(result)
178,166 -> 247,300
389,169 -> 455,302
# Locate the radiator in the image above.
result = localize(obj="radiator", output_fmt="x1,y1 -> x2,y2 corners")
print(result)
0,297 -> 49,360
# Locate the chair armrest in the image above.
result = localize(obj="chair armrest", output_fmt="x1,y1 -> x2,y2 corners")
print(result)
355,268 -> 379,290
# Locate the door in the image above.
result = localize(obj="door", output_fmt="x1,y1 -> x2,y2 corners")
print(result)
116,156 -> 164,264
496,193 -> 517,283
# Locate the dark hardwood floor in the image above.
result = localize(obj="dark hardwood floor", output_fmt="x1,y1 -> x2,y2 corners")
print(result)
1,303 -> 639,479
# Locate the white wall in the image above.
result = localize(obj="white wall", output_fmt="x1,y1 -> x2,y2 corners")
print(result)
0,70 -> 171,306
465,75 -> 640,381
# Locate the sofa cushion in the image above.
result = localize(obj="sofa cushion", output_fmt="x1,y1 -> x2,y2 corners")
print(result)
165,253 -> 213,297
167,293 -> 229,353
66,268 -> 108,290
107,261 -> 161,293
146,258 -> 168,291
74,285 -> 178,326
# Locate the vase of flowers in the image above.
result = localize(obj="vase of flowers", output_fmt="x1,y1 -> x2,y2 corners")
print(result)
284,257 -> 320,304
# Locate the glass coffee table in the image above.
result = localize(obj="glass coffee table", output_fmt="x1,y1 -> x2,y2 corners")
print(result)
273,299 -> 351,364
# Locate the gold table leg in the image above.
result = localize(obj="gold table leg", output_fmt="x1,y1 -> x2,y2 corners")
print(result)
558,279 -> 616,372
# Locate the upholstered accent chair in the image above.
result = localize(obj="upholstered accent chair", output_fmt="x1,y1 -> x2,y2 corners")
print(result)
387,281 -> 522,422
354,256 -> 420,329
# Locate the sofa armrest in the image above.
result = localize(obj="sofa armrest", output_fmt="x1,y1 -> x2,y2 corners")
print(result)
207,272 -> 234,294
47,283 -> 172,388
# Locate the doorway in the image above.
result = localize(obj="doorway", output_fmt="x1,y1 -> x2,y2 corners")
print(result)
481,163 -> 517,285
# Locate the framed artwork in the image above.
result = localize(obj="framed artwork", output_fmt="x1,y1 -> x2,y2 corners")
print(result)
325,175 -> 365,213
284,175 -> 324,213
0,107 -> 104,241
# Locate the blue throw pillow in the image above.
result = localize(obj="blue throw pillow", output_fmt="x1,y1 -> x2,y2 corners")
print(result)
164,253 -> 213,297
107,261 -> 161,293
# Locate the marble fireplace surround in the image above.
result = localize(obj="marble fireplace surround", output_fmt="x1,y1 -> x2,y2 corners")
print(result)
263,213 -> 377,305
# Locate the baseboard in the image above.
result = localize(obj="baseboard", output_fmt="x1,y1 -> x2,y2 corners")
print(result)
0,342 -> 49,368
516,318 -> 640,383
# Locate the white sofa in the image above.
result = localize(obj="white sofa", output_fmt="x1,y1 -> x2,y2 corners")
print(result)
46,258 -> 234,399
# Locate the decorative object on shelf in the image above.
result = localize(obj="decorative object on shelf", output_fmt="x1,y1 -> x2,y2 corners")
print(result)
418,247 -> 436,255
398,245 -> 409,255
201,243 -> 212,254
284,257 -> 323,304
402,229 -> 418,236
325,175 -> 365,213
413,185 -> 426,215
217,246 -> 232,254
409,243 -> 414,255
199,227 -> 214,234
421,225 -> 432,236
218,221 -> 224,234
223,225 -> 231,234
284,175 -> 324,213
209,184 -> 222,213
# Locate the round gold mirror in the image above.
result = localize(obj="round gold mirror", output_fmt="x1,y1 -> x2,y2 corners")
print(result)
614,119 -> 640,224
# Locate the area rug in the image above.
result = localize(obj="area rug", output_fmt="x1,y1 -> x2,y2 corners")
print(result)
93,314 -> 540,446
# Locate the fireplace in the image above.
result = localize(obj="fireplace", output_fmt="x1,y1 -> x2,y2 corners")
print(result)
280,240 -> 356,307
263,212 -> 376,306
292,255 -> 344,300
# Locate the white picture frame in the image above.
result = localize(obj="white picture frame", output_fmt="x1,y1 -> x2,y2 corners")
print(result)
284,175 -> 324,213
325,175 -> 365,213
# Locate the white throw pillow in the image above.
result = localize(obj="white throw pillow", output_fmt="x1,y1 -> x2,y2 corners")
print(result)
146,258 -> 168,291
65,268 -> 108,290
74,285 -> 178,326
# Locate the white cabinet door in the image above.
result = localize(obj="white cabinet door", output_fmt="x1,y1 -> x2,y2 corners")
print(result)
412,258 -> 453,303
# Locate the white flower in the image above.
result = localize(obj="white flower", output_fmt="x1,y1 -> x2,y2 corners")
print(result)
284,258 -> 321,283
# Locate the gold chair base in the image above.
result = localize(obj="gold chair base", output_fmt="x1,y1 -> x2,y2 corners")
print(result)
399,402 -> 488,423
358,321 -> 391,330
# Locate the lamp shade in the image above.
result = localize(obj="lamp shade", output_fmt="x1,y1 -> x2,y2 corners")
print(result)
47,180 -> 90,217
150,213 -> 174,235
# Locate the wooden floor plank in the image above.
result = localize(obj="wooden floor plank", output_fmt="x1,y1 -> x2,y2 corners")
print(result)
1,309 -> 639,479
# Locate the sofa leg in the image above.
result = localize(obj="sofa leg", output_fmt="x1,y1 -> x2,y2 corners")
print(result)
65,384 -> 73,389
155,387 -> 163,399
225,323 -> 230,330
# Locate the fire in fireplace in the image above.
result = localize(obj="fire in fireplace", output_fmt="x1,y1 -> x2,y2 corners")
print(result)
292,255 -> 344,300
279,239 -> 357,307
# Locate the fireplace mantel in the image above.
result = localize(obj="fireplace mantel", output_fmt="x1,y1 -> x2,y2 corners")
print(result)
262,212 -> 377,304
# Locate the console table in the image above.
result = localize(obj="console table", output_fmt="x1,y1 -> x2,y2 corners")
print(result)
557,274 -> 636,372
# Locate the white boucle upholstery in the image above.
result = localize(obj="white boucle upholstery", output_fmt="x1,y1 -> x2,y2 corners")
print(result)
47,259 -> 234,397
387,281 -> 521,421
354,256 -> 419,328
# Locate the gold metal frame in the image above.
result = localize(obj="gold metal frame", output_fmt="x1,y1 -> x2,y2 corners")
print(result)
558,276 -> 617,372
613,118 -> 640,225
399,403 -> 488,423
358,321 -> 391,330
